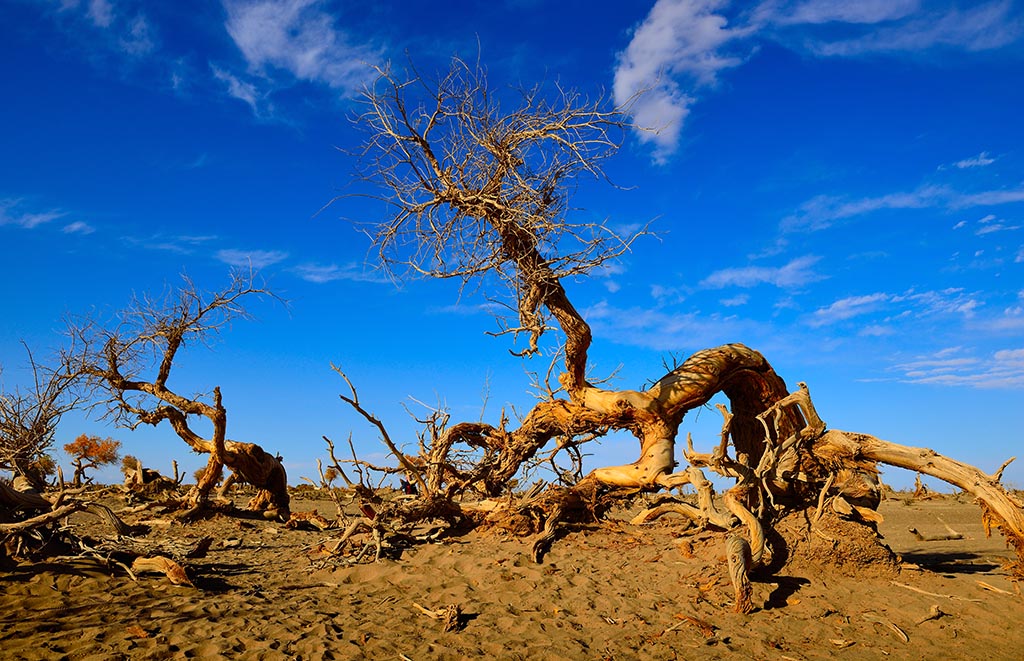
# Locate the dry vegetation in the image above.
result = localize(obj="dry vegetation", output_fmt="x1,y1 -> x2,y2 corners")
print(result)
3,55 -> 1023,657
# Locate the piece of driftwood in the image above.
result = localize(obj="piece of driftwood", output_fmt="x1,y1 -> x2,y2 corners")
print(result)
131,555 -> 193,587
908,527 -> 964,542
0,501 -> 83,533
412,602 -> 464,632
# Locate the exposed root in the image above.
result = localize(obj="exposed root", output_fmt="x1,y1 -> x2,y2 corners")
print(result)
726,534 -> 754,614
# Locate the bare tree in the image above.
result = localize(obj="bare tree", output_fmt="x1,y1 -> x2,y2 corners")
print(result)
353,57 -> 645,392
0,344 -> 78,491
66,270 -> 290,518
339,55 -> 1024,601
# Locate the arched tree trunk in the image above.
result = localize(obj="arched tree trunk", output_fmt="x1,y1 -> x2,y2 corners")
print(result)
160,406 -> 290,518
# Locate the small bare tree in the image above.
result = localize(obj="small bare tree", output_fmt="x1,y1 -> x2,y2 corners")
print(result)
0,345 -> 78,491
66,270 -> 290,518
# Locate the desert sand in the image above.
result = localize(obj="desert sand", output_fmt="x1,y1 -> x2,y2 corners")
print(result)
2,488 -> 1022,660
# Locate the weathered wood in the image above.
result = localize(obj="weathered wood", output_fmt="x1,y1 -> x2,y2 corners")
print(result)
0,479 -> 51,513
815,429 -> 1024,572
0,501 -> 83,533
726,534 -> 754,614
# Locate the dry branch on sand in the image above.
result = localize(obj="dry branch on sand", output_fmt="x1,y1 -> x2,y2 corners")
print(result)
1,477 -> 209,588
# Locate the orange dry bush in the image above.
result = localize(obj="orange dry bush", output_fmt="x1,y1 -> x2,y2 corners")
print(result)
64,434 -> 121,486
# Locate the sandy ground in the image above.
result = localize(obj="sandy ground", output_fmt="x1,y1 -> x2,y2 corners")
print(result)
2,489 -> 1022,660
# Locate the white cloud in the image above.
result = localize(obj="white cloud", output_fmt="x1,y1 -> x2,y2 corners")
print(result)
955,151 -> 996,169
215,248 -> 289,268
783,184 -> 1024,232
995,348 -> 1024,365
809,292 -> 889,326
894,346 -> 1024,388
212,65 -> 265,114
798,287 -> 990,341
951,187 -> 1024,208
124,233 -> 218,254
292,262 -> 387,284
976,221 -> 1021,236
119,14 -> 156,56
891,288 -> 979,319
51,0 -> 157,57
720,293 -> 749,307
222,0 -> 378,96
584,299 -> 762,351
0,198 -> 66,229
859,324 -> 893,337
808,2 -> 1023,56
614,1 -> 1024,160
782,185 -> 945,232
699,254 -> 824,288
62,221 -> 95,234
87,0 -> 113,28
613,0 -> 751,162
650,284 -> 687,303
762,0 -> 919,26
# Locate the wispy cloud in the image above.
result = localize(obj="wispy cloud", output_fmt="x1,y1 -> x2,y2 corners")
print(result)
782,186 -> 946,232
700,254 -> 824,289
211,65 -> 266,114
954,151 -> 996,169
975,214 -> 1021,236
950,187 -> 1024,208
50,0 -> 157,57
761,0 -> 919,26
124,233 -> 218,254
894,346 -> 1024,388
585,299 -> 763,352
614,0 -> 1024,161
650,283 -> 687,304
62,220 -> 95,235
807,2 -> 1023,57
215,248 -> 289,268
783,183 -> 1024,232
720,293 -> 749,307
892,288 -> 981,319
222,0 -> 379,100
87,0 -> 114,28
804,287 -> 985,336
291,262 -> 387,284
809,293 -> 889,327
0,198 -> 67,229
118,14 -> 156,56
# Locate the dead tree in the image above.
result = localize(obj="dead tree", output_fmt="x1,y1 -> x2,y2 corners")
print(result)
65,270 -> 289,519
0,344 -> 78,491
339,55 -> 1024,595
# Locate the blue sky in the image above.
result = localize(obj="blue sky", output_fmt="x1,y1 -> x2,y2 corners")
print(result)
2,0 -> 1023,489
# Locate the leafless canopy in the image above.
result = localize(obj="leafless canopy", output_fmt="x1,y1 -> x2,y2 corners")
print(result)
66,270 -> 267,427
0,344 -> 78,490
65,269 -> 289,514
355,56 -> 644,384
